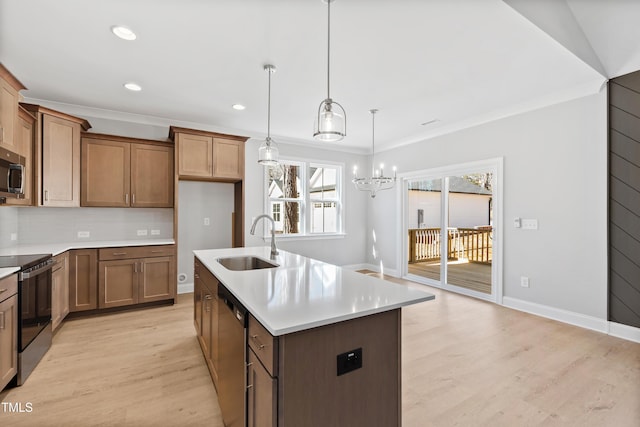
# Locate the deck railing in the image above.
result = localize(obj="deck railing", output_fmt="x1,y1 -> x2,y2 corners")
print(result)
408,227 -> 492,264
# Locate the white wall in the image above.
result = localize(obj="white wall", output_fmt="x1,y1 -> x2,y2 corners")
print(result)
244,139 -> 369,266
369,91 -> 608,320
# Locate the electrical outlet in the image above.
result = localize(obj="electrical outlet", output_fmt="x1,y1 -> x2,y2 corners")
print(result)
150,229 -> 160,236
522,219 -> 538,230
137,229 -> 148,236
521,276 -> 530,288
77,231 -> 90,238
10,233 -> 17,241
204,217 -> 210,226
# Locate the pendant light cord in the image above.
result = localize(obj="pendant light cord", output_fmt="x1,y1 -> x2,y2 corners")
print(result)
371,109 -> 376,175
267,67 -> 272,140
327,0 -> 331,99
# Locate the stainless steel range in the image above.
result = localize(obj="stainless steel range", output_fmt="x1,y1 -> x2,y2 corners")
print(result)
0,254 -> 54,386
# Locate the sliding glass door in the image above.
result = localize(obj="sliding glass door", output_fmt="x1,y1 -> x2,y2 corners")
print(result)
404,161 -> 499,301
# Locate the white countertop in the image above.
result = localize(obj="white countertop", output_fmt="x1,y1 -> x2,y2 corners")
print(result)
0,267 -> 20,280
0,239 -> 175,257
194,246 -> 435,336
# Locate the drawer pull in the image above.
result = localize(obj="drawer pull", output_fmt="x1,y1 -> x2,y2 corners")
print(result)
194,274 -> 200,279
251,334 -> 265,350
0,288 -> 7,294
0,311 -> 4,330
112,252 -> 127,255
151,250 -> 163,253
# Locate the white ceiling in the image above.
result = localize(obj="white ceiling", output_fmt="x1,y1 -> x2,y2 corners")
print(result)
0,0 -> 637,153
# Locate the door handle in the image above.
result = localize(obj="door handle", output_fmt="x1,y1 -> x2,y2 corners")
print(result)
0,311 -> 5,330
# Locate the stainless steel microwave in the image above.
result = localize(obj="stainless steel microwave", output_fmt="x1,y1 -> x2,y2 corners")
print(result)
0,146 -> 25,198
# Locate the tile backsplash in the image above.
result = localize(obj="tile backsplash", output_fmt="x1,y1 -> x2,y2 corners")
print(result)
0,207 -> 19,248
16,207 -> 173,244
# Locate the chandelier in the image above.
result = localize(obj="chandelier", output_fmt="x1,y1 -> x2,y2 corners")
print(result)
352,109 -> 396,198
313,0 -> 346,142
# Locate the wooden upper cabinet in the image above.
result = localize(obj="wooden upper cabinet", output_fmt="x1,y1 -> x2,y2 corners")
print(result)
177,133 -> 213,178
21,103 -> 91,207
81,138 -> 130,207
170,126 -> 247,182
0,64 -> 26,153
81,133 -> 174,208
6,107 -> 35,206
42,114 -> 81,206
213,138 -> 244,180
131,143 -> 174,207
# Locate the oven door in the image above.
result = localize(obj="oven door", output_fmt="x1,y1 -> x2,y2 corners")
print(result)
19,263 -> 53,351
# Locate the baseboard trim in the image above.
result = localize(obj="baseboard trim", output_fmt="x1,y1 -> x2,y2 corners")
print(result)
502,296 -> 608,334
178,282 -> 194,295
608,321 -> 640,344
341,263 -> 372,271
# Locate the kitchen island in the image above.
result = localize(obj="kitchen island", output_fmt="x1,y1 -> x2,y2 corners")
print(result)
194,246 -> 434,427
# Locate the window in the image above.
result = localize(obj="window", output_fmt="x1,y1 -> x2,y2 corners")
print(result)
265,159 -> 343,237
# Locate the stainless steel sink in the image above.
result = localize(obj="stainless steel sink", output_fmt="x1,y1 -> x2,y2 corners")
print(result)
217,256 -> 278,271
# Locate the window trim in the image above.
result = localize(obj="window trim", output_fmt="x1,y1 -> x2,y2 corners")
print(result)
264,157 -> 345,239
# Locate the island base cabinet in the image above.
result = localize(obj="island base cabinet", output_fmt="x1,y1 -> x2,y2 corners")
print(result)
51,252 -> 69,331
0,275 -> 18,391
278,309 -> 401,427
194,257 -> 219,388
247,349 -> 277,427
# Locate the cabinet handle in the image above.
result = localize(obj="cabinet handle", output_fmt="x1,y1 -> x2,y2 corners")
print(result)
125,193 -> 129,204
251,334 -> 265,350
113,252 -> 127,256
140,262 -> 144,273
194,274 -> 200,279
0,288 -> 7,295
151,250 -> 163,253
132,194 -> 136,204
134,262 -> 137,273
204,294 -> 212,312
45,190 -> 49,202
0,127 -> 4,143
0,311 -> 4,330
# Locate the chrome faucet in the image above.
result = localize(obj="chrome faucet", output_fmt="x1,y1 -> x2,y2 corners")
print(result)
250,214 -> 279,258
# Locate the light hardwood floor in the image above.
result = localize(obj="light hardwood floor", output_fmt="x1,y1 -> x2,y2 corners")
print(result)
1,281 -> 639,426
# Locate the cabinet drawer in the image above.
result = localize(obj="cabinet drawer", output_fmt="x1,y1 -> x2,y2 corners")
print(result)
99,245 -> 175,261
0,274 -> 18,302
248,314 -> 278,377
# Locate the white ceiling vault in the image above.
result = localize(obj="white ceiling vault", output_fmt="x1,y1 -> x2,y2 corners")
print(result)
1,0 -> 638,153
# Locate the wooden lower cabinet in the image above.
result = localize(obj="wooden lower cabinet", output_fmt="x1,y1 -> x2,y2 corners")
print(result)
194,257 -> 219,388
69,249 -> 98,312
51,251 -> 69,330
247,349 -> 277,427
99,246 -> 176,309
0,274 -> 18,391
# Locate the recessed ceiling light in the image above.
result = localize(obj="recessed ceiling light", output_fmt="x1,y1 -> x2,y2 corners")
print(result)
232,104 -> 246,111
111,25 -> 137,41
124,82 -> 142,92
420,119 -> 440,126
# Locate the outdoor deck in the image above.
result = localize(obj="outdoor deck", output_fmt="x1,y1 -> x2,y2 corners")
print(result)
408,260 -> 492,294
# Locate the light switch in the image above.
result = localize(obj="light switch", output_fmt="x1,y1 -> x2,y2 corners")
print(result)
204,217 -> 210,226
514,217 -> 521,228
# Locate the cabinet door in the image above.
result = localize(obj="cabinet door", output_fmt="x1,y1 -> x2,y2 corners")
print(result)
0,77 -> 19,152
42,114 -> 81,206
0,294 -> 18,390
201,286 -> 213,365
194,263 -> 203,335
130,143 -> 174,207
177,133 -> 213,178
247,349 -> 277,427
213,138 -> 243,180
69,249 -> 98,312
138,256 -> 175,303
52,252 -> 69,331
81,138 -> 130,207
99,259 -> 138,308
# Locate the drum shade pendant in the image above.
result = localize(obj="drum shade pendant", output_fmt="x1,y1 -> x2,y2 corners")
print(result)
352,109 -> 396,198
313,0 -> 346,142
258,64 -> 280,166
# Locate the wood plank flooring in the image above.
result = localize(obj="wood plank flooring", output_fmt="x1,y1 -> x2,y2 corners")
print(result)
2,281 -> 639,426
408,260 -> 492,294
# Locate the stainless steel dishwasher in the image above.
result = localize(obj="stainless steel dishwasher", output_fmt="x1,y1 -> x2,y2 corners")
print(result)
217,284 -> 247,427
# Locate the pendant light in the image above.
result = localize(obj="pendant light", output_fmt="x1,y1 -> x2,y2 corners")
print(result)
258,64 -> 280,166
352,109 -> 396,198
313,0 -> 346,142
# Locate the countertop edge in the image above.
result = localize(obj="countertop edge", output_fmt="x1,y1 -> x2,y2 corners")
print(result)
0,267 -> 20,280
